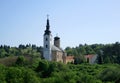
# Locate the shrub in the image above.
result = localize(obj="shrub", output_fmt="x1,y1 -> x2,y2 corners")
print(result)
15,56 -> 26,66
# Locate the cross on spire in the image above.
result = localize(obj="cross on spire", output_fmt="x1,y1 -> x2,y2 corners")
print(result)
44,14 -> 51,35
56,33 -> 58,37
47,14 -> 49,19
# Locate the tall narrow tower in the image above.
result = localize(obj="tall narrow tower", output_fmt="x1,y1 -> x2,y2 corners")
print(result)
43,16 -> 52,61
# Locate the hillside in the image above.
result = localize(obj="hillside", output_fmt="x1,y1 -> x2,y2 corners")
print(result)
0,55 -> 34,66
0,43 -> 120,83
0,59 -> 120,83
0,56 -> 18,66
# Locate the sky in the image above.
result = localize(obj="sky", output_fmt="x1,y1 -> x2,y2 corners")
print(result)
0,0 -> 120,49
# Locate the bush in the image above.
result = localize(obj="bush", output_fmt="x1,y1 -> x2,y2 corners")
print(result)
5,67 -> 41,83
15,56 -> 26,66
0,64 -> 6,83
99,67 -> 120,82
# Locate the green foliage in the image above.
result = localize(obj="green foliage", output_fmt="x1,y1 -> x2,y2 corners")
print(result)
35,60 -> 120,83
0,43 -> 120,82
0,48 -> 7,58
102,42 -> 120,64
0,60 -> 120,83
98,66 -> 120,82
74,55 -> 86,64
22,68 -> 41,83
65,42 -> 120,64
1,42 -> 120,64
36,60 -> 51,77
36,60 -> 69,78
31,58 -> 41,69
0,44 -> 42,59
0,64 -> 41,83
65,44 -> 97,56
0,64 -> 6,83
6,67 -> 24,83
15,56 -> 26,66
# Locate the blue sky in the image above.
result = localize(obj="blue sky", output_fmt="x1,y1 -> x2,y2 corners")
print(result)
0,0 -> 120,48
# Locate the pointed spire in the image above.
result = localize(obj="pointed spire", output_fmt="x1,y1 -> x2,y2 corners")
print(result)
44,15 -> 51,35
46,14 -> 50,30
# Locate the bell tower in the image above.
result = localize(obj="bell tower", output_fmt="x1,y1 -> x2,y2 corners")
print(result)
43,15 -> 52,61
54,36 -> 60,48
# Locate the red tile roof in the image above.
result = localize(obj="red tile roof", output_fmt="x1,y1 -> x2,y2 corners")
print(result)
85,55 -> 95,59
66,56 -> 74,59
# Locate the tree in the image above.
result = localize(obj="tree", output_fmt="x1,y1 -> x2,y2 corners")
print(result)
85,46 -> 95,54
0,64 -> 6,83
5,67 -> 41,83
99,67 -> 120,82
19,44 -> 26,49
36,60 -> 49,77
97,50 -> 104,64
15,56 -> 26,66
74,55 -> 86,64
0,49 -> 7,58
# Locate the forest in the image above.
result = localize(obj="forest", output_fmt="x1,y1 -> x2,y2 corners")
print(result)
0,42 -> 120,83
65,42 -> 120,64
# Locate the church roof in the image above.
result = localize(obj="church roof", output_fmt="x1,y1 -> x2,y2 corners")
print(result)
51,45 -> 62,51
85,55 -> 96,59
44,18 -> 51,35
54,36 -> 60,40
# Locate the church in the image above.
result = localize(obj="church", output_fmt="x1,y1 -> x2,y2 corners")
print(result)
43,17 -> 74,63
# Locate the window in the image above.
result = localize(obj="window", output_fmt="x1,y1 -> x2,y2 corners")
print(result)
46,45 -> 48,48
46,38 -> 48,41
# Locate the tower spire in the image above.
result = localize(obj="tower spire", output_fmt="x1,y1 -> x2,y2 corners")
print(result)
44,15 -> 51,35
46,14 -> 50,30
43,15 -> 52,61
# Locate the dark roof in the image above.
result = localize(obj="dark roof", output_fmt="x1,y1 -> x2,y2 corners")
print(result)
54,36 -> 60,40
44,18 -> 51,35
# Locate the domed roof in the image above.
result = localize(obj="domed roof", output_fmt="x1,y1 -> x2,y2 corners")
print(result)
54,36 -> 60,40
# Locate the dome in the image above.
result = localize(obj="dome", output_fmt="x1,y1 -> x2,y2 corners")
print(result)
54,36 -> 60,40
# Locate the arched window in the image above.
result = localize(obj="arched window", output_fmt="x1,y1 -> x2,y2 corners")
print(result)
46,38 -> 48,41
46,45 -> 48,48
